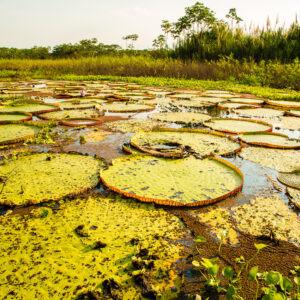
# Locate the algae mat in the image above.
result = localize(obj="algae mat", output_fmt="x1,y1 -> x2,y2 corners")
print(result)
101,155 -> 243,206
204,119 -> 272,134
0,153 -> 105,206
130,129 -> 241,158
240,147 -> 300,172
0,123 -> 42,145
0,195 -> 186,299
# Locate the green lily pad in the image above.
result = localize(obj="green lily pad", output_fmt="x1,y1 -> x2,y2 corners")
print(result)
0,103 -> 59,115
101,103 -> 154,112
266,99 -> 300,108
105,119 -> 168,133
286,110 -> 300,117
204,119 -> 272,134
287,187 -> 300,208
39,109 -> 102,121
229,98 -> 264,105
0,152 -> 105,206
171,99 -> 215,108
0,195 -> 186,299
218,102 -> 259,109
0,123 -> 42,145
0,112 -> 32,123
100,155 -> 243,206
240,147 -> 300,172
149,112 -> 211,124
130,129 -> 241,158
235,108 -> 284,118
239,132 -> 300,149
60,118 -> 102,127
57,100 -> 97,110
278,171 -> 300,189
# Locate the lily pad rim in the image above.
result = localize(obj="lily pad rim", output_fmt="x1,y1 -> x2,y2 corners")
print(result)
0,111 -> 32,124
278,170 -> 300,190
60,117 -> 102,127
265,99 -> 300,108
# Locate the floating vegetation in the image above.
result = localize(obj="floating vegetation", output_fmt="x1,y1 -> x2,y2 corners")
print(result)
278,170 -> 300,189
232,195 -> 300,245
105,119 -> 168,133
84,131 -> 113,143
171,99 -> 215,108
149,112 -> 211,124
265,99 -> 300,108
229,98 -> 265,105
234,108 -> 285,118
204,118 -> 272,134
0,195 -> 186,299
240,147 -> 300,172
269,117 -> 300,130
169,93 -> 200,100
39,109 -> 102,121
286,110 -> 300,117
0,123 -> 42,145
100,155 -> 243,206
101,103 -> 154,112
0,152 -> 105,206
57,100 -> 97,110
60,118 -> 102,127
287,187 -> 300,208
218,102 -> 259,109
0,103 -> 59,115
130,129 -> 241,158
0,112 -> 32,123
239,132 -> 300,149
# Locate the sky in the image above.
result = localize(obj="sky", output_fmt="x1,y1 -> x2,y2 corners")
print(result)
0,0 -> 299,50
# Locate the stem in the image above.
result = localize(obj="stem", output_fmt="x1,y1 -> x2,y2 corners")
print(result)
196,245 -> 202,255
199,269 -> 208,281
254,278 -> 259,300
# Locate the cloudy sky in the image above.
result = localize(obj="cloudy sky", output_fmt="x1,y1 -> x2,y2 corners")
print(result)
0,0 -> 299,49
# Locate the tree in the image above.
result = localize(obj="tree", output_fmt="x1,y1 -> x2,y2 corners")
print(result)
152,35 -> 166,49
122,34 -> 139,49
226,8 -> 243,28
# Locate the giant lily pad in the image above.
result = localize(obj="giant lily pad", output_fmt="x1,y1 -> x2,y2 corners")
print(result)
171,100 -> 215,108
286,110 -> 300,117
101,103 -> 154,112
60,118 -> 102,127
0,103 -> 59,115
149,112 -> 211,124
100,155 -> 243,206
105,119 -> 168,133
204,118 -> 272,134
265,99 -> 300,108
0,195 -> 186,299
130,129 -> 241,158
0,123 -> 42,145
0,152 -> 105,206
269,117 -> 300,131
39,109 -> 102,120
278,170 -> 300,189
218,102 -> 259,109
234,108 -> 284,118
57,100 -> 97,110
239,132 -> 300,149
0,112 -> 32,123
287,187 -> 300,208
240,147 -> 300,172
229,98 -> 265,105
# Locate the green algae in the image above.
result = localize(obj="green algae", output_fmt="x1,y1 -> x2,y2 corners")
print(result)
0,153 -> 105,206
39,109 -> 102,121
0,195 -> 186,299
100,155 -> 243,206
0,123 -> 41,145
149,112 -> 211,124
130,129 -> 241,157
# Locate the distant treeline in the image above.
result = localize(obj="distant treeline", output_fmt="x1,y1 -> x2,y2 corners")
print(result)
0,2 -> 299,62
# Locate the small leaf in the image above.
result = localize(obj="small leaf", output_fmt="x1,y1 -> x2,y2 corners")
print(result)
194,236 -> 207,243
294,277 -> 300,285
201,258 -> 214,269
208,263 -> 220,277
192,260 -> 200,268
280,277 -> 293,292
226,284 -> 237,298
222,266 -> 234,278
266,271 -> 281,285
254,243 -> 268,251
248,266 -> 259,281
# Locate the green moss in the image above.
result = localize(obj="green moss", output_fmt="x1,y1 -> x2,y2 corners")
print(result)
0,153 -> 105,206
0,195 -> 186,299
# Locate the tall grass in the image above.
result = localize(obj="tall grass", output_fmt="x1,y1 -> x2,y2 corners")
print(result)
172,20 -> 300,63
0,56 -> 299,90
